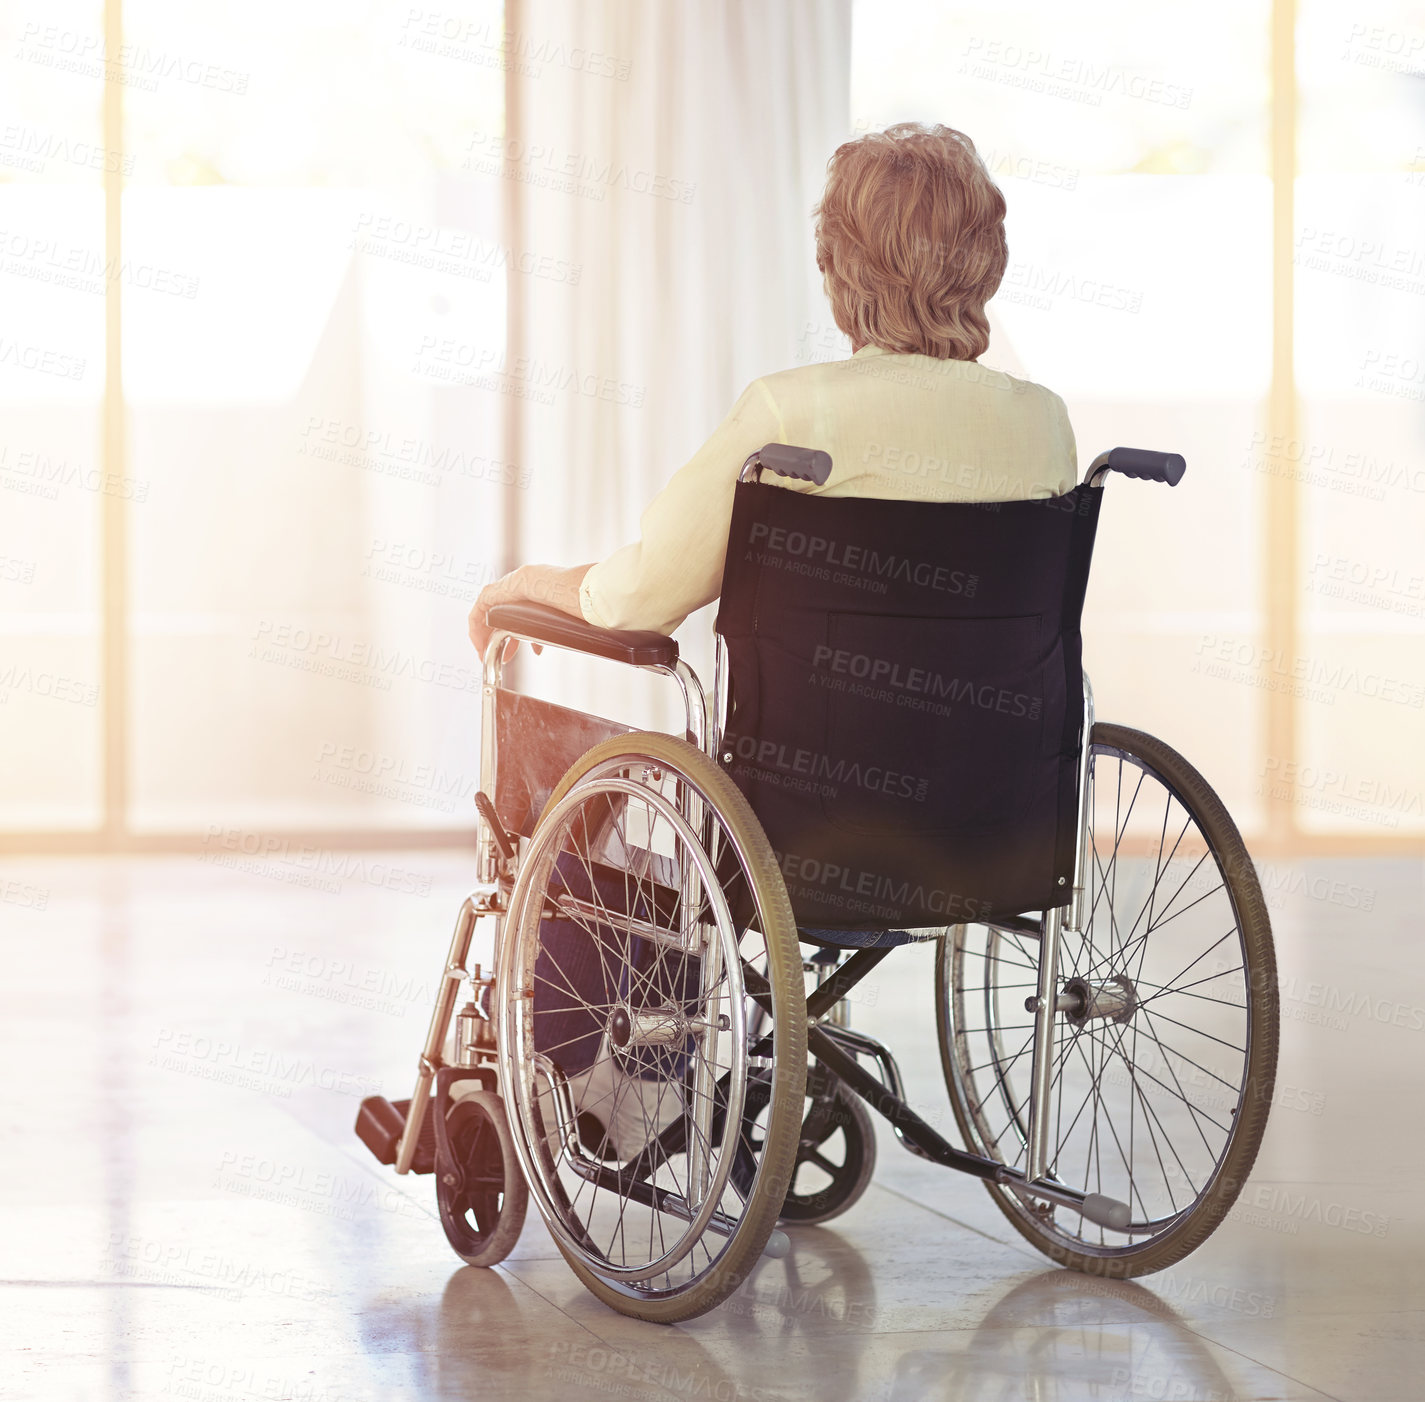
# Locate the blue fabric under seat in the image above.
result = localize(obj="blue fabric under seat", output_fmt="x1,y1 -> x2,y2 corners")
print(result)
532,849 -> 699,1080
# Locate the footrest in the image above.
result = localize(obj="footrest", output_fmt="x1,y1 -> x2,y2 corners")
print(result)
355,1095 -> 437,1174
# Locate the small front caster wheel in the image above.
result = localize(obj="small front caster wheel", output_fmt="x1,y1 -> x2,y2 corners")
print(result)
436,1087 -> 528,1267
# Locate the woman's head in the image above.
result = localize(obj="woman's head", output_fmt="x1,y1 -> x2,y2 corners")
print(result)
814,123 -> 1007,361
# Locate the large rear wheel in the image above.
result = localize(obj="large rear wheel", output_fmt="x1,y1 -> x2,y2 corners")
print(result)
937,723 -> 1278,1276
497,734 -> 807,1322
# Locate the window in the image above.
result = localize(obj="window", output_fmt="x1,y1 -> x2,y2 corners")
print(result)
852,0 -> 1423,845
2,0 -> 507,840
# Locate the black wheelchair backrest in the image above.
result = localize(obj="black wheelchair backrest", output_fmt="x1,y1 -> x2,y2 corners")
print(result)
715,471 -> 1103,930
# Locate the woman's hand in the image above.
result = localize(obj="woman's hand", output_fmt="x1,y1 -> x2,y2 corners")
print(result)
468,564 -> 592,661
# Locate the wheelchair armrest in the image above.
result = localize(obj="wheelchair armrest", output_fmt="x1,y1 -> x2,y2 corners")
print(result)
485,601 -> 679,668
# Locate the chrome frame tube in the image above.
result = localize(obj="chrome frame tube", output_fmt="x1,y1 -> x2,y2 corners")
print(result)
532,1052 -> 586,1163
1065,673 -> 1095,934
395,893 -> 481,1173
712,633 -> 730,762
818,1021 -> 934,1161
552,891 -> 692,952
478,635 -> 510,887
481,628 -> 711,762
687,858 -> 723,1201
1025,902 -> 1065,1184
665,657 -> 712,756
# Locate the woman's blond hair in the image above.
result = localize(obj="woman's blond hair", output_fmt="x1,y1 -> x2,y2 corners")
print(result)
814,123 -> 1007,361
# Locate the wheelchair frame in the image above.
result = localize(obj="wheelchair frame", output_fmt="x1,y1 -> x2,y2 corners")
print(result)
387,451 -> 1148,1238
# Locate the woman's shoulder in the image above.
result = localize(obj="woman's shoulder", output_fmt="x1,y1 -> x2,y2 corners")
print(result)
755,350 -> 1066,407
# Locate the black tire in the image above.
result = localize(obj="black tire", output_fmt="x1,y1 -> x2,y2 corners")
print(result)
936,722 -> 1278,1277
778,1066 -> 878,1225
436,1087 -> 528,1268
733,1063 -> 878,1226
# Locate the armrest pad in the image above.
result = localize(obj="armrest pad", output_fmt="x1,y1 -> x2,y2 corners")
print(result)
486,601 -> 679,668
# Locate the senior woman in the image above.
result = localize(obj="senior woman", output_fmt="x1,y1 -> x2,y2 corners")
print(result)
468,122 -> 1076,655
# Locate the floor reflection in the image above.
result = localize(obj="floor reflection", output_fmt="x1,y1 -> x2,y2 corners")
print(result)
12,853 -> 1415,1401
370,1222 -> 1236,1402
888,1270 -> 1239,1402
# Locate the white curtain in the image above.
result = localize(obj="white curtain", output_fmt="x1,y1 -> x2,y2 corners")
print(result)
506,0 -> 852,730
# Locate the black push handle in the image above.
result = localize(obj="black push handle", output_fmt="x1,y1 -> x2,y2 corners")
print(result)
743,442 -> 833,486
1087,447 -> 1186,488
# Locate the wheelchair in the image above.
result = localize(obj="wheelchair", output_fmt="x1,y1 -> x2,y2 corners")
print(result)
355,442 -> 1279,1324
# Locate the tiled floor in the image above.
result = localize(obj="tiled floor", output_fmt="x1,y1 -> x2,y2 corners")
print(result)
3,854 -> 1421,1401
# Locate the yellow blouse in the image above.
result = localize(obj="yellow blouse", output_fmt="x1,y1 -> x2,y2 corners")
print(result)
579,345 -> 1078,635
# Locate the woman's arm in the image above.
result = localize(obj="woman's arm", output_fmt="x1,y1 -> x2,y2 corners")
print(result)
467,563 -> 592,660
468,377 -> 785,656
578,379 -> 784,633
